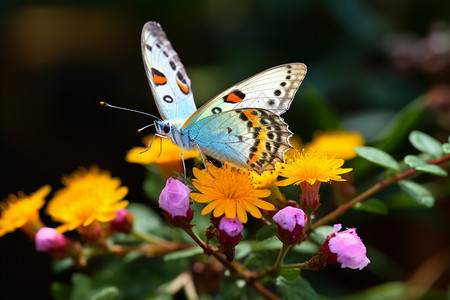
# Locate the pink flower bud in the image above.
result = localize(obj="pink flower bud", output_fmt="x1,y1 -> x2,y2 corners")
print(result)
217,217 -> 243,261
159,178 -> 193,226
35,227 -> 69,258
110,208 -> 134,234
273,206 -> 307,244
217,217 -> 243,246
321,224 -> 370,270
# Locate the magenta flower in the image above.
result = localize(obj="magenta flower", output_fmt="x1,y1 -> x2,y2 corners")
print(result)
110,208 -> 134,234
273,206 -> 307,244
35,227 -> 69,258
321,224 -> 370,270
217,217 -> 243,246
216,217 -> 243,261
159,178 -> 193,226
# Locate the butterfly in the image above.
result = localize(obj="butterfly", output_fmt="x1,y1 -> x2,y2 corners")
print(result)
139,21 -> 306,176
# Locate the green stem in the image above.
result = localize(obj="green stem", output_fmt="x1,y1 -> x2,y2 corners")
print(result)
274,243 -> 292,270
281,262 -> 309,270
132,229 -> 175,250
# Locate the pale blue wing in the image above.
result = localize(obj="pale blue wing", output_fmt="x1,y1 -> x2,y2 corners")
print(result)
185,108 -> 292,173
141,22 -> 196,124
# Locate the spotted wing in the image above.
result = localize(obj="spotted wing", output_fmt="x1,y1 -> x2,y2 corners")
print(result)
182,63 -> 306,129
141,22 -> 196,123
185,108 -> 293,173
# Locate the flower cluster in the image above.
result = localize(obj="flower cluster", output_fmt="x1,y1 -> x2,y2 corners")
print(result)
0,166 -> 133,263
0,128 -> 371,298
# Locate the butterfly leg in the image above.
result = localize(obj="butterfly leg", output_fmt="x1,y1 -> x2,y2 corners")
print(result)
196,144 -> 214,178
140,133 -> 165,154
181,147 -> 187,180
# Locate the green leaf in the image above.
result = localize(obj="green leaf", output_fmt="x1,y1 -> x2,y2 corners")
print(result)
354,198 -> 388,215
404,155 -> 448,176
398,180 -> 434,207
278,269 -> 300,281
355,146 -> 400,172
126,203 -> 166,235
409,130 -> 443,158
443,143 -> 450,154
91,287 -> 119,300
163,247 -> 203,261
255,223 -> 277,241
309,225 -> 334,245
275,277 -> 319,300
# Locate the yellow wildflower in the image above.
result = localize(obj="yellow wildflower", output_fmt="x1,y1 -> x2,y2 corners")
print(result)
277,149 -> 353,213
306,130 -> 364,160
126,134 -> 199,178
0,185 -> 51,238
191,163 -> 274,223
46,166 -> 129,232
277,149 -> 352,187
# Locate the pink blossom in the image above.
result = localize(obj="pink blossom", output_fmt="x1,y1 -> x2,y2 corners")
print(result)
35,227 -> 69,257
273,206 -> 307,244
110,208 -> 134,233
159,178 -> 193,226
323,224 -> 370,270
218,217 -> 243,238
217,217 -> 243,261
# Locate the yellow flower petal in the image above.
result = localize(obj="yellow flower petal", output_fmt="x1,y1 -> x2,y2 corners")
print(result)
47,166 -> 129,233
276,149 -> 352,187
0,185 -> 50,237
191,162 -> 273,223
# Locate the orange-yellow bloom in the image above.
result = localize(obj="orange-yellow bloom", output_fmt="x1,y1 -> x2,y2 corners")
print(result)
250,170 -> 279,189
46,166 -> 129,232
191,163 -> 274,223
306,131 -> 364,160
0,185 -> 51,238
277,149 -> 353,213
126,134 -> 199,178
277,149 -> 352,187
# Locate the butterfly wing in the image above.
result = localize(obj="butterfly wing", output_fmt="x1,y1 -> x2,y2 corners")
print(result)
182,63 -> 306,129
141,22 -> 196,124
185,108 -> 292,173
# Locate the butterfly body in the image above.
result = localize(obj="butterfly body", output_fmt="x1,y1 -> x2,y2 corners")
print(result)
142,22 -> 307,174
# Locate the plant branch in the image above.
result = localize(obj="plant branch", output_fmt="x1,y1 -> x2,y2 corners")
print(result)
310,154 -> 450,231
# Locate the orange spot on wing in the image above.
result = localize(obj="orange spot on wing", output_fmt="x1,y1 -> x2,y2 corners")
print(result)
243,110 -> 258,121
226,93 -> 244,103
176,78 -> 189,94
153,74 -> 167,85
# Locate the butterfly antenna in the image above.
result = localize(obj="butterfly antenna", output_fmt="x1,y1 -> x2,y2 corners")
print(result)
137,123 -> 155,133
100,101 -> 161,120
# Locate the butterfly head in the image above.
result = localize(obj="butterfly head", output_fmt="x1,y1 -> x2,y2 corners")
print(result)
154,120 -> 172,137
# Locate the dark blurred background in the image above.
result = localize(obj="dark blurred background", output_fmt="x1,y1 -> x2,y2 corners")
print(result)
1,1 -> 449,299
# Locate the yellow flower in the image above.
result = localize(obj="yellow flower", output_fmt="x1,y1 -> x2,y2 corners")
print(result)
126,134 -> 200,178
277,149 -> 353,213
306,130 -> 364,160
250,170 -> 288,208
191,163 -> 274,223
47,166 -> 129,232
0,185 -> 51,238
276,149 -> 352,187
250,170 -> 279,189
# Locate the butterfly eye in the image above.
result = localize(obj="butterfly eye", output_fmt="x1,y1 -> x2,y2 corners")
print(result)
163,124 -> 171,134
